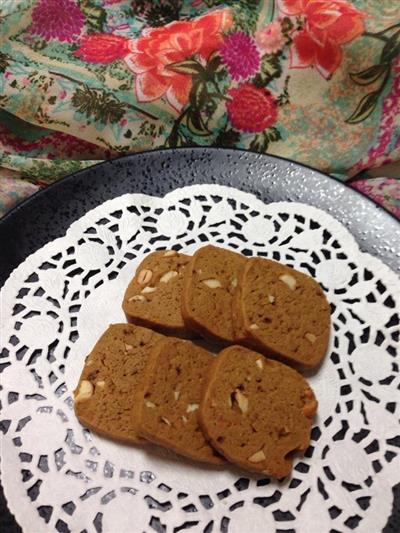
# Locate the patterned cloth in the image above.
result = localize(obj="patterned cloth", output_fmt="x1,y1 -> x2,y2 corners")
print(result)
0,0 -> 399,218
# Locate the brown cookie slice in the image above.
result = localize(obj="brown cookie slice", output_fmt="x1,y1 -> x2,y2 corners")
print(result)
199,345 -> 318,478
182,245 -> 247,343
233,257 -> 331,369
122,250 -> 191,337
139,337 -> 224,465
74,324 -> 163,444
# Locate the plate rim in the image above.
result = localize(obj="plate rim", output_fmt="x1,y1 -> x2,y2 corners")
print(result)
1,147 -> 398,226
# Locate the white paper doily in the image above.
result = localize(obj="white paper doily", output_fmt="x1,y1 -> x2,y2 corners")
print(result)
1,185 -> 399,533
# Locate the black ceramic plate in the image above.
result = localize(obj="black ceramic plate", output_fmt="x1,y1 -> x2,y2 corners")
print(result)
0,148 -> 399,533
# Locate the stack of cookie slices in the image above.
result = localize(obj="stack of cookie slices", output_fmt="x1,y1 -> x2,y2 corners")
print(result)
74,245 -> 330,477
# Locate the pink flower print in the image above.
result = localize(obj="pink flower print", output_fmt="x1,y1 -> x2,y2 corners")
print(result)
30,0 -> 85,43
119,118 -> 128,127
220,31 -> 261,81
255,21 -> 285,55
59,90 -> 67,100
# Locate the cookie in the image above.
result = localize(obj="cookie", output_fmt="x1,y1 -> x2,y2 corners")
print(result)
139,337 -> 224,464
182,245 -> 246,343
199,345 -> 318,478
122,250 -> 191,337
74,324 -> 163,444
233,257 -> 330,369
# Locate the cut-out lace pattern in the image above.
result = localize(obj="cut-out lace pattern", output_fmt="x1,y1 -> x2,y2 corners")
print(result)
1,185 -> 399,532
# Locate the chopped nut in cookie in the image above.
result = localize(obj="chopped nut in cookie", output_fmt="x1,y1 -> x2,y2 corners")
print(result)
137,269 -> 153,284
279,273 -> 297,290
250,323 -> 259,330
234,389 -> 248,413
248,450 -> 266,463
141,286 -> 156,294
163,250 -> 177,257
75,380 -> 93,402
128,294 -> 145,302
202,279 -> 222,289
161,416 -> 171,426
145,400 -> 156,408
186,403 -> 199,413
278,426 -> 291,437
305,332 -> 317,344
160,270 -> 178,283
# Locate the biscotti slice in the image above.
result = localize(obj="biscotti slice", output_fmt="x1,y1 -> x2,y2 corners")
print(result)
233,257 -> 330,369
199,345 -> 318,478
182,245 -> 247,343
74,324 -> 163,444
139,337 -> 224,465
122,250 -> 191,337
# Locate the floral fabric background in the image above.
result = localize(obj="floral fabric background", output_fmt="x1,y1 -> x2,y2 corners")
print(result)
0,0 -> 399,217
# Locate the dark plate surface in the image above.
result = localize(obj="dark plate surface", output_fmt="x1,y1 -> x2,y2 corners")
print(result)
0,148 -> 399,533
1,148 -> 399,287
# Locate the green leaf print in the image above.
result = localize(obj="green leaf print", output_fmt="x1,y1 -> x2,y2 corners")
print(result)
71,85 -> 126,124
350,64 -> 388,86
346,91 -> 380,124
249,127 -> 282,152
253,54 -> 282,88
381,29 -> 400,63
214,128 -> 241,147
78,0 -> 106,32
0,51 -> 10,73
168,59 -> 205,76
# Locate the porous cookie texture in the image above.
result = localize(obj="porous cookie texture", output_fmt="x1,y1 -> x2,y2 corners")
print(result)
74,324 -> 163,444
139,337 -> 224,465
182,245 -> 246,343
233,257 -> 331,369
122,250 -> 191,336
199,345 -> 318,478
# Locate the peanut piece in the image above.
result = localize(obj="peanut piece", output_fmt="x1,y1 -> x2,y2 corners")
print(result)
256,359 -> 263,370
305,333 -> 317,344
163,250 -> 177,257
160,270 -> 178,283
231,277 -> 238,288
202,279 -> 222,289
234,390 -> 248,413
141,286 -> 156,294
248,450 -> 266,463
96,380 -> 105,389
268,295 -> 275,304
137,269 -> 152,284
161,417 -> 171,426
75,380 -> 93,402
174,390 -> 180,401
128,294 -> 145,302
145,400 -> 156,408
124,343 -> 133,351
186,404 -> 199,413
250,323 -> 259,330
279,274 -> 297,290
181,415 -> 188,424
